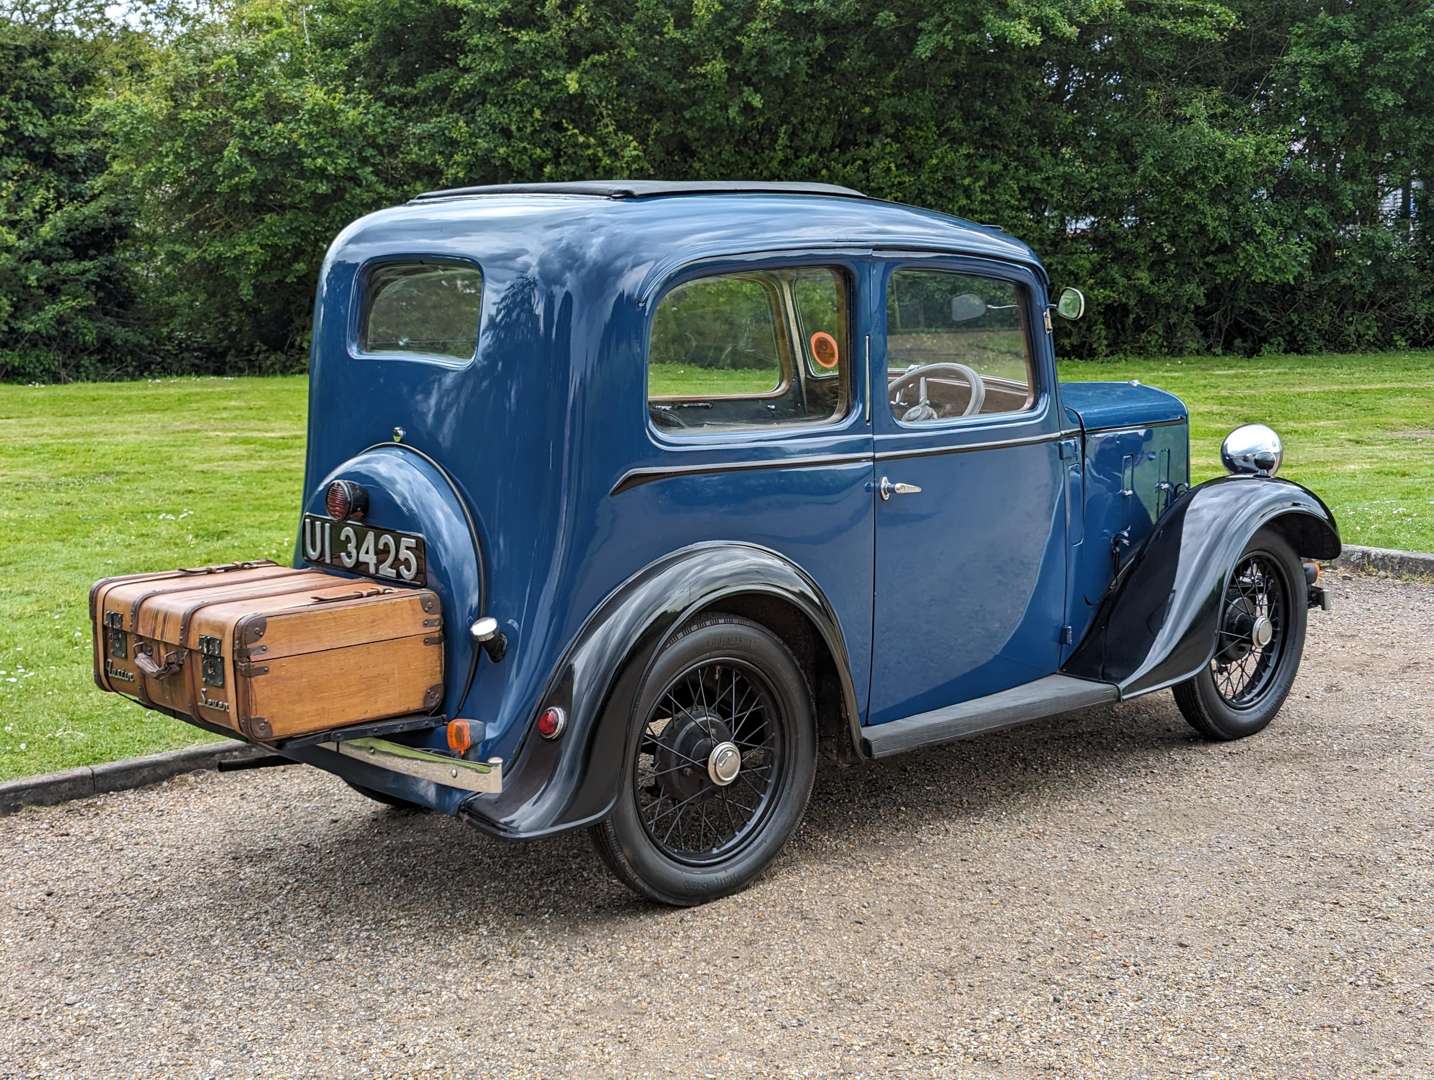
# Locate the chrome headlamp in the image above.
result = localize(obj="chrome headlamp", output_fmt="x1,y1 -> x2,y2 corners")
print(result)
1221,424 -> 1283,477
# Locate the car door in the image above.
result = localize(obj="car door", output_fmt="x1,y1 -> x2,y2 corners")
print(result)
614,255 -> 879,719
867,256 -> 1069,726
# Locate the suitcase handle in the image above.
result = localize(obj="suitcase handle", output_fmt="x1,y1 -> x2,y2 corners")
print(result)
310,588 -> 393,603
176,560 -> 277,575
134,644 -> 186,679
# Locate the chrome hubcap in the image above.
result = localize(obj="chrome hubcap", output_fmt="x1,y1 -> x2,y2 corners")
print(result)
707,741 -> 741,786
1250,614 -> 1273,648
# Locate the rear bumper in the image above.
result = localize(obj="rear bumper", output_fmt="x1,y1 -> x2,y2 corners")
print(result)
321,737 -> 501,794
148,704 -> 505,813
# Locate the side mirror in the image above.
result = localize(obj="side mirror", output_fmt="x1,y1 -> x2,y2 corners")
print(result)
1056,287 -> 1086,321
949,293 -> 987,322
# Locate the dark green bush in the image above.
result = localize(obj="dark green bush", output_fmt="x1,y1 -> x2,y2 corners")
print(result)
3,0 -> 1432,380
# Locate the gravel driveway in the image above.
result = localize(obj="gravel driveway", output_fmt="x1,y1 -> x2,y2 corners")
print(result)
2,569 -> 1431,1078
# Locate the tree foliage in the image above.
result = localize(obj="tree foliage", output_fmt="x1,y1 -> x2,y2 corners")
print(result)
3,0 -> 1433,379
0,7 -> 146,380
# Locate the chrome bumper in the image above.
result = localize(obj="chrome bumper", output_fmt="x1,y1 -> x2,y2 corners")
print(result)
321,737 -> 502,794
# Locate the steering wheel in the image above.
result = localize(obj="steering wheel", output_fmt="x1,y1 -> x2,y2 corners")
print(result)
888,362 -> 986,420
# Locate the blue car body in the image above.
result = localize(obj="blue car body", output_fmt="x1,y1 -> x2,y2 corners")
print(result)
281,182 -> 1339,836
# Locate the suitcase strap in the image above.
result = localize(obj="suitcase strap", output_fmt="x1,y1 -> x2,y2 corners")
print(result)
128,565 -> 301,628
174,570 -> 333,644
309,588 -> 394,603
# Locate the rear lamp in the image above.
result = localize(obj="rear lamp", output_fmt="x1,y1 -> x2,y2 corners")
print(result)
537,706 -> 566,740
447,719 -> 477,756
325,479 -> 368,521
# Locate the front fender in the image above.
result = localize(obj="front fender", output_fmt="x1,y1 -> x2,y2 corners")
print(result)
1063,475 -> 1340,698
456,542 -> 858,840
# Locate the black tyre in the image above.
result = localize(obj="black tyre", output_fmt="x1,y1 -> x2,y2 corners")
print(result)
1173,528 -> 1308,741
344,780 -> 423,811
591,614 -> 817,906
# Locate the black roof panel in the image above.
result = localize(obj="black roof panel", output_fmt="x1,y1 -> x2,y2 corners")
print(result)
410,180 -> 869,203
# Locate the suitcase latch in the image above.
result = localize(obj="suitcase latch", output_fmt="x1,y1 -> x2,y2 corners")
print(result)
134,644 -> 186,680
105,611 -> 127,659
198,634 -> 224,688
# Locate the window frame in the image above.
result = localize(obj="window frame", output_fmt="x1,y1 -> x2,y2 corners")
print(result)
644,260 -> 858,444
647,272 -> 794,405
349,255 -> 485,369
881,262 -> 1043,433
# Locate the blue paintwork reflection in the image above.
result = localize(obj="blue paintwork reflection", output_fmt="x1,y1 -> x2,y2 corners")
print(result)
295,189 -> 1217,820
304,195 -> 975,764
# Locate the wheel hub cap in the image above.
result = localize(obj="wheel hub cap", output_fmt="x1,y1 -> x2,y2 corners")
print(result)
1250,614 -> 1273,648
707,741 -> 742,786
654,710 -> 736,802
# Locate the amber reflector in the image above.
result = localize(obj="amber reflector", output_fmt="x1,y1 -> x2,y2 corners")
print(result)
447,719 -> 476,755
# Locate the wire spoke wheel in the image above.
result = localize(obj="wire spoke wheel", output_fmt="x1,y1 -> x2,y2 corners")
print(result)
633,657 -> 787,865
592,614 -> 817,905
1172,529 -> 1309,743
1208,551 -> 1290,709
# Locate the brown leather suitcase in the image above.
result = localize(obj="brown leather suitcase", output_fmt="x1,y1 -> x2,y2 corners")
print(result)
91,561 -> 444,741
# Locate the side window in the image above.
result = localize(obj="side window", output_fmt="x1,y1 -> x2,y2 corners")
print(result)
886,269 -> 1035,424
648,268 -> 850,434
360,262 -> 483,362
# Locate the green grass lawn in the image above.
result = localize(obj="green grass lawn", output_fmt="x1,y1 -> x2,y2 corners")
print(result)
2,351 -> 1430,781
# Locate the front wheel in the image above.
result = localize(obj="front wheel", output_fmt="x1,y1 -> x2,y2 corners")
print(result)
591,614 -> 817,906
1173,528 -> 1308,741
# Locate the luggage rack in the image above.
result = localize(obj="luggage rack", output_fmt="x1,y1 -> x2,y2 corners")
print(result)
278,712 -> 447,751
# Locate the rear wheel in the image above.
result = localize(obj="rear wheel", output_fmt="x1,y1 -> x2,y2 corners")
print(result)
1173,528 -> 1307,741
591,614 -> 817,906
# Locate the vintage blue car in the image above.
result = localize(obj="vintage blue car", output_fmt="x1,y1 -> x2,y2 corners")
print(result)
131,182 -> 1346,904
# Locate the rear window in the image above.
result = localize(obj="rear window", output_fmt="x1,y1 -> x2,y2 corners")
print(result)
359,262 -> 483,361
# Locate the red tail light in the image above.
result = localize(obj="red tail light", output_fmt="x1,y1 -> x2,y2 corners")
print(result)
325,479 -> 367,521
537,707 -> 566,740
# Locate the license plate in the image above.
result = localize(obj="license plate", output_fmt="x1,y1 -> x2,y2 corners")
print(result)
301,514 -> 427,585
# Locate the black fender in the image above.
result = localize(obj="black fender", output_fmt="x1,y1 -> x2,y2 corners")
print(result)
1063,474 -> 1340,698
457,542 -> 860,840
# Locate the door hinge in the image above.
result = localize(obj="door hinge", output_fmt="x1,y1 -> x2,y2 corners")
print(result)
1043,308 -> 1054,333
1060,625 -> 1074,645
1058,437 -> 1079,460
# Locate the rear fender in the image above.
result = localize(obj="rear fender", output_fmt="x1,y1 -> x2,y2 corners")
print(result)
1063,475 -> 1340,697
301,443 -> 485,720
456,542 -> 858,839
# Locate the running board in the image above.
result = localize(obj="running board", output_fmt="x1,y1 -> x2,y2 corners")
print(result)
860,674 -> 1119,759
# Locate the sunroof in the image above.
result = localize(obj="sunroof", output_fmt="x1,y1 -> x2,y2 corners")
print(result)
409,180 -> 870,203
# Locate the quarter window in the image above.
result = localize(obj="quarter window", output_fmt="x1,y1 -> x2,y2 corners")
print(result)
648,268 -> 850,434
360,262 -> 483,362
886,270 -> 1034,424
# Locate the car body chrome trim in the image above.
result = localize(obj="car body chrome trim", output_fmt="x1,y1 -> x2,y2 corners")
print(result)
613,428 -> 1086,492
323,736 -> 502,794
874,428 -> 1081,461
610,452 -> 873,496
863,334 -> 872,424
1080,417 -> 1188,436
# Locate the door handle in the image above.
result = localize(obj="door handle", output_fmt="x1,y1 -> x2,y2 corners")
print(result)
879,477 -> 923,501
